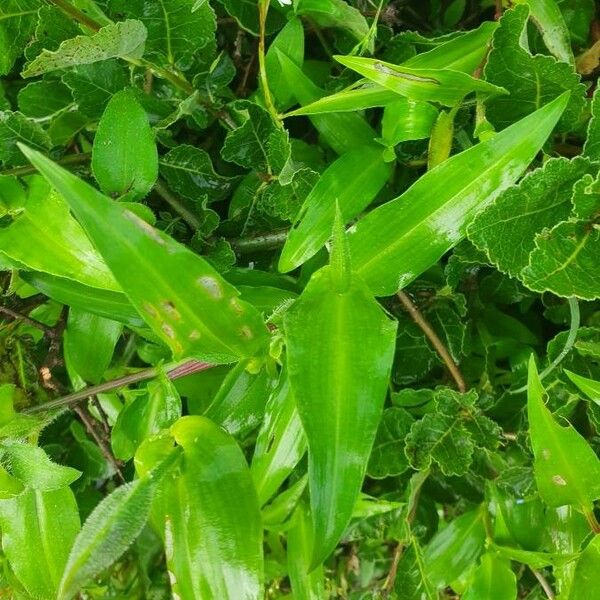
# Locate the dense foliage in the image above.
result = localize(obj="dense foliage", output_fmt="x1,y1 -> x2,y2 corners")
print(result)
0,0 -> 599,598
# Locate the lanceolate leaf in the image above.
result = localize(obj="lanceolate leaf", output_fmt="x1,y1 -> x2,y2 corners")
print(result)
279,144 -> 391,272
92,89 -> 158,201
22,20 -> 148,78
0,488 -> 80,599
284,225 -> 397,566
20,146 -> 269,363
565,370 -> 600,404
58,477 -> 158,600
150,417 -> 264,599
335,55 -> 506,107
251,370 -> 307,506
568,536 -> 600,600
347,92 -> 569,296
462,553 -> 518,600
527,356 -> 600,513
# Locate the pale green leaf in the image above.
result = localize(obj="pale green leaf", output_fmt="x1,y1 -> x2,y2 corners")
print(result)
22,19 -> 147,78
58,477 -> 157,600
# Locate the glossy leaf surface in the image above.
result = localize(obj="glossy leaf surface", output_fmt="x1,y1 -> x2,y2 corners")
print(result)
20,146 -> 269,363
284,228 -> 397,566
279,144 -> 391,272
335,55 -> 506,107
347,92 -> 569,296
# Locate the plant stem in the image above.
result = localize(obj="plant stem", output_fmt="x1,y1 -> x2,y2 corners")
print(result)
0,306 -> 54,337
23,359 -> 213,414
257,0 -> 278,122
584,508 -> 600,534
229,229 -> 289,254
45,0 -> 101,31
0,152 -> 91,177
154,179 -> 202,231
396,290 -> 467,393
531,568 -> 555,600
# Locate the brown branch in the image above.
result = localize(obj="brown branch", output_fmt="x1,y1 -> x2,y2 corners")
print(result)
396,291 -> 467,393
0,306 -> 54,336
531,568 -> 555,600
74,404 -> 125,482
24,359 -> 213,414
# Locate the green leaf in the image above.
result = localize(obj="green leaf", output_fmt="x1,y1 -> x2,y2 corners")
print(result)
222,100 -> 290,175
265,16 -> 304,109
20,146 -> 269,363
404,389 -> 501,476
584,87 -> 600,161
520,218 -> 600,299
58,476 -> 158,600
335,55 -> 506,107
111,374 -> 182,461
0,488 -> 80,599
159,144 -> 237,203
2,442 -> 81,490
251,370 -> 307,506
295,0 -> 369,46
21,270 -> 142,326
0,177 -> 119,291
484,5 -> 585,131
0,0 -> 40,75
17,79 -> 73,118
347,92 -> 569,296
92,89 -> 158,201
367,407 -> 414,479
394,536 -> 437,600
381,98 -> 438,147
276,50 -> 377,154
108,0 -> 216,71
151,416 -> 264,599
284,242 -> 397,566
287,501 -> 326,600
64,308 -> 122,383
565,370 -> 600,404
527,356 -> 600,512
467,156 -> 595,278
0,111 -> 51,166
568,536 -> 600,600
279,144 -> 391,272
62,59 -> 128,119
423,508 -> 486,589
22,19 -> 147,78
204,360 -> 274,438
462,553 -> 517,600
516,0 -> 574,64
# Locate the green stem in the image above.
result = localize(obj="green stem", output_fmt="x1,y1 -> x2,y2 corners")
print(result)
24,359 -> 213,414
45,0 -> 101,31
257,0 -> 278,122
154,178 -> 201,231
